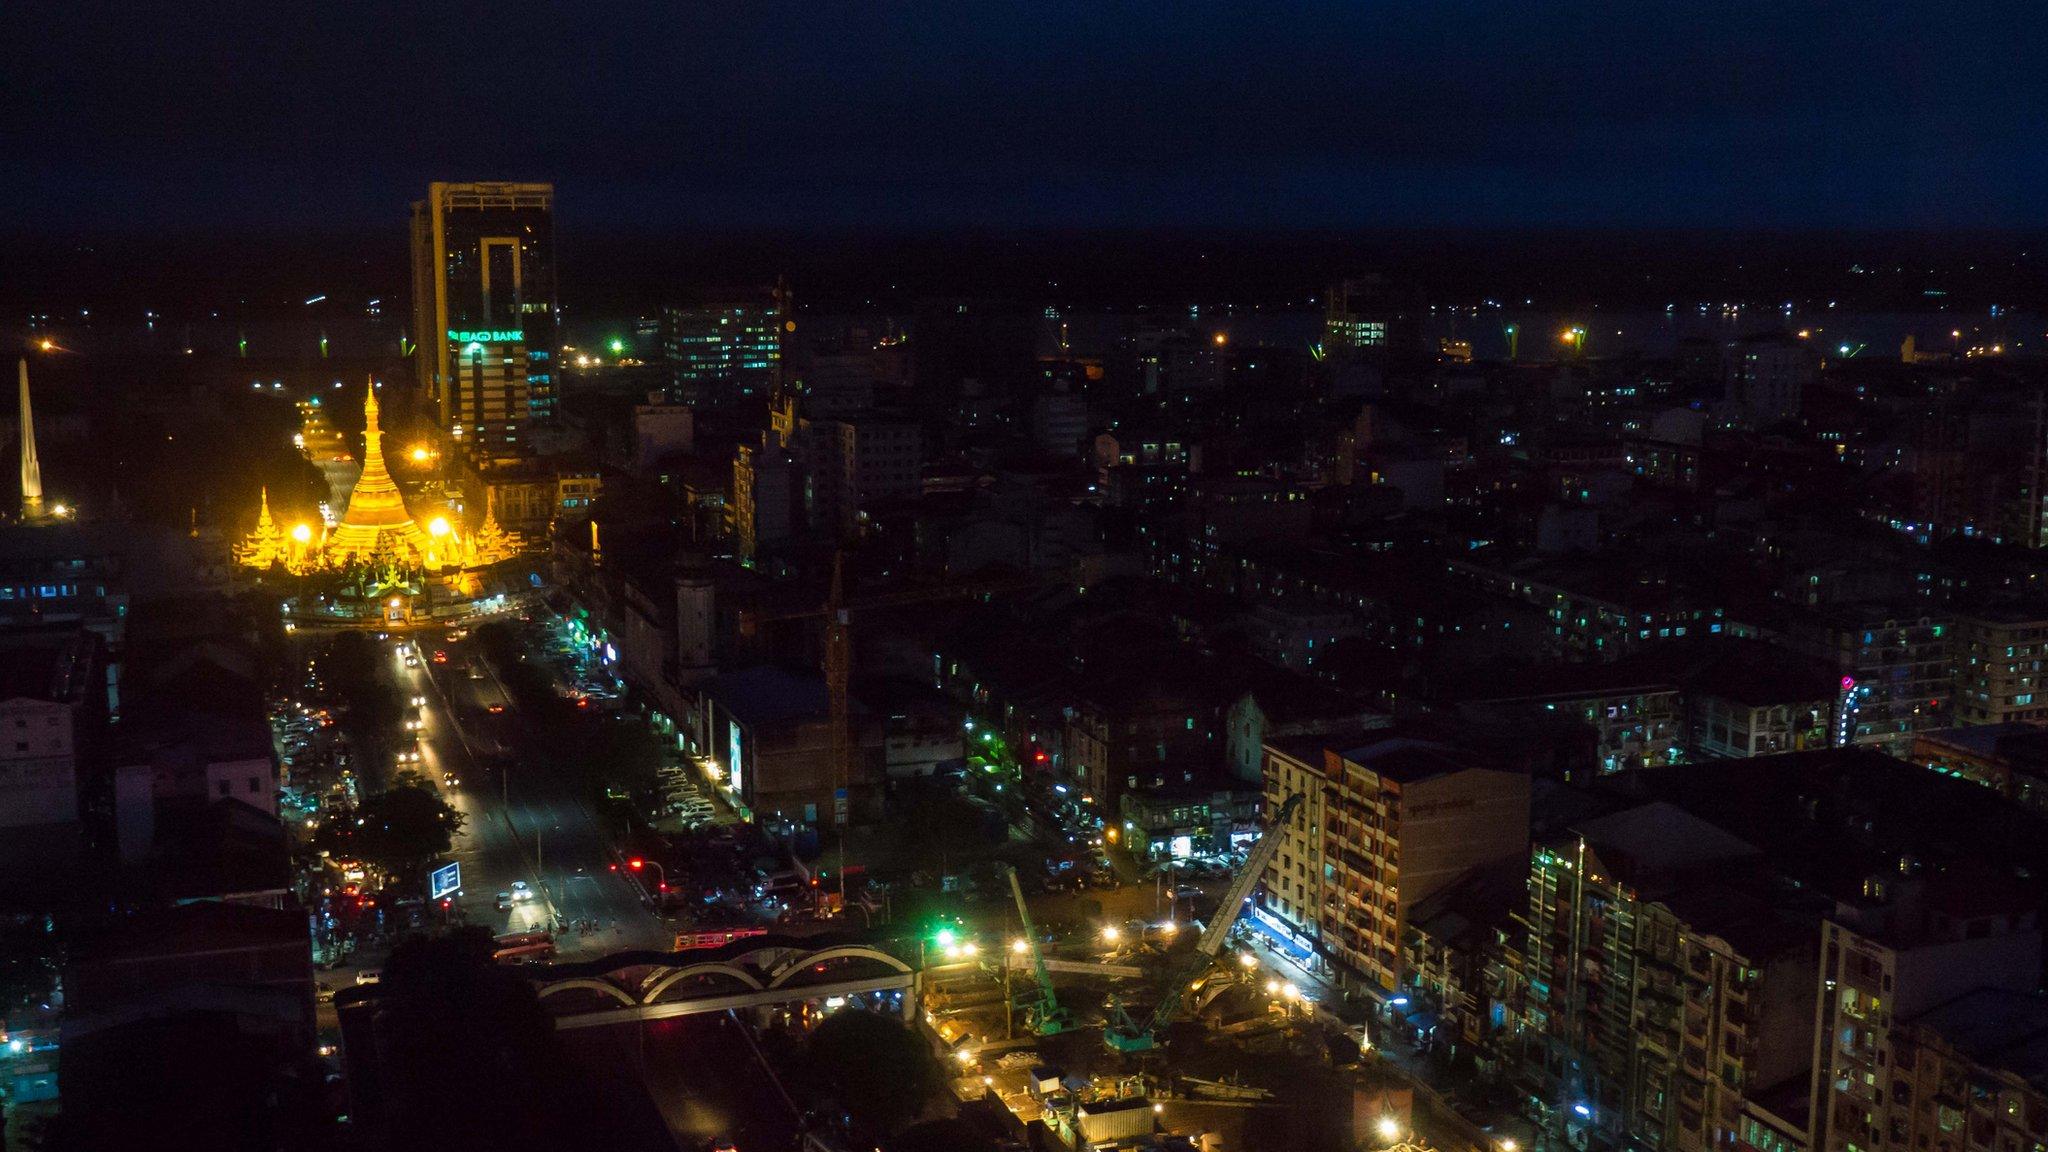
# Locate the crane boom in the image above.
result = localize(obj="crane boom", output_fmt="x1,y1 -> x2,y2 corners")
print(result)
1194,792 -> 1303,960
1106,792 -> 1305,1053
1005,864 -> 1075,1035
1006,866 -> 1055,994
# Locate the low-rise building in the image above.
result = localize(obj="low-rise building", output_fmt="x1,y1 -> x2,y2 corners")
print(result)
1952,605 -> 2048,725
1116,783 -> 1260,862
700,665 -> 882,826
0,629 -> 103,829
1908,723 -> 2048,814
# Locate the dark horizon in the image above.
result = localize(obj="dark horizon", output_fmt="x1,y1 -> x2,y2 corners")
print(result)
5,225 -> 2046,318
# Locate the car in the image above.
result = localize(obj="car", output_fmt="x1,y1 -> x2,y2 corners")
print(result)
496,892 -> 514,911
411,694 -> 427,706
315,983 -> 337,1003
405,656 -> 420,668
355,969 -> 382,985
432,650 -> 448,664
442,772 -> 459,787
488,703 -> 505,714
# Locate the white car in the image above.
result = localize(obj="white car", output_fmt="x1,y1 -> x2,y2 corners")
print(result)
355,969 -> 382,986
511,881 -> 533,902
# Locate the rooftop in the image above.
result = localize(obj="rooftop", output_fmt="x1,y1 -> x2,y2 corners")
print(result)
0,628 -> 97,705
1573,801 -> 1761,874
707,665 -> 844,728
1333,730 -> 1484,785
1910,989 -> 2048,1092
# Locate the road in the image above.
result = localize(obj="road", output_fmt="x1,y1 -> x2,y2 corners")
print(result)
585,1013 -> 807,1152
397,631 -> 671,957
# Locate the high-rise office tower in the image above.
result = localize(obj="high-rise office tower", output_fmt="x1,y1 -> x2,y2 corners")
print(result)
409,182 -> 557,462
662,285 -> 785,406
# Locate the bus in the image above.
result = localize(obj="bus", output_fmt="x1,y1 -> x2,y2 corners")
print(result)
673,927 -> 767,952
492,931 -> 555,964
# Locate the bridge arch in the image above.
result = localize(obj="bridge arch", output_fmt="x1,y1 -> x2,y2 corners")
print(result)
641,963 -> 766,1003
535,977 -> 636,1007
767,946 -> 913,989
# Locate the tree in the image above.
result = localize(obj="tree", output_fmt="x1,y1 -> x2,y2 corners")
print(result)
316,771 -> 464,887
368,927 -> 627,1152
320,631 -> 401,757
803,1009 -> 940,1137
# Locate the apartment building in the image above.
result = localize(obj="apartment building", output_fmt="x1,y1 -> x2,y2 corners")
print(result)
1258,729 -> 1530,994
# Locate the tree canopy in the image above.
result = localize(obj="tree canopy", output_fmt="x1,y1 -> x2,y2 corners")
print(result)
803,1009 -> 941,1136
315,771 -> 463,887
366,927 -> 630,1152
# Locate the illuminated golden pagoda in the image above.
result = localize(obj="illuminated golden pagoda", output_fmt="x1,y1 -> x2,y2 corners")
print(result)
236,487 -> 288,569
324,380 -> 431,564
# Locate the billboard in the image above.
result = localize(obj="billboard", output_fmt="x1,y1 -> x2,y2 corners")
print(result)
728,720 -> 745,796
429,861 -> 461,901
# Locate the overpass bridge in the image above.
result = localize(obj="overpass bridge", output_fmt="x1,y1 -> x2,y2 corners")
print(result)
525,936 -> 923,1030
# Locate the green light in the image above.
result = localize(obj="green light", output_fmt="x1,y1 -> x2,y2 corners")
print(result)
935,928 -> 956,947
447,329 -> 523,343
609,338 -> 625,355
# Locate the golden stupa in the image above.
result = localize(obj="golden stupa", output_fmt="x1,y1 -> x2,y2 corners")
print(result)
324,380 -> 431,563
236,487 -> 288,569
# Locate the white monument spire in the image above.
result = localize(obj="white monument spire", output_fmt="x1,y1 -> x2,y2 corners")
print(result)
19,358 -> 42,522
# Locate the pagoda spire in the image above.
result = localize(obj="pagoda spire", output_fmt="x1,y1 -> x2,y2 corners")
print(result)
325,377 -> 430,563
19,358 -> 42,522
236,485 -> 288,570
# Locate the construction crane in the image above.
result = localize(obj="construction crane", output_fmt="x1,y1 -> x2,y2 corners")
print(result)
1004,864 -> 1077,1037
1104,792 -> 1305,1054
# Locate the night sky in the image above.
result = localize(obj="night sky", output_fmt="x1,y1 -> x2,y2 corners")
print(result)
3,1 -> 2044,235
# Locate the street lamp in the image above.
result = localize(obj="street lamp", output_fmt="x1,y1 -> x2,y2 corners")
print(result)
428,516 -> 451,538
1377,1116 -> 1402,1144
1011,939 -> 1029,955
1101,925 -> 1121,945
